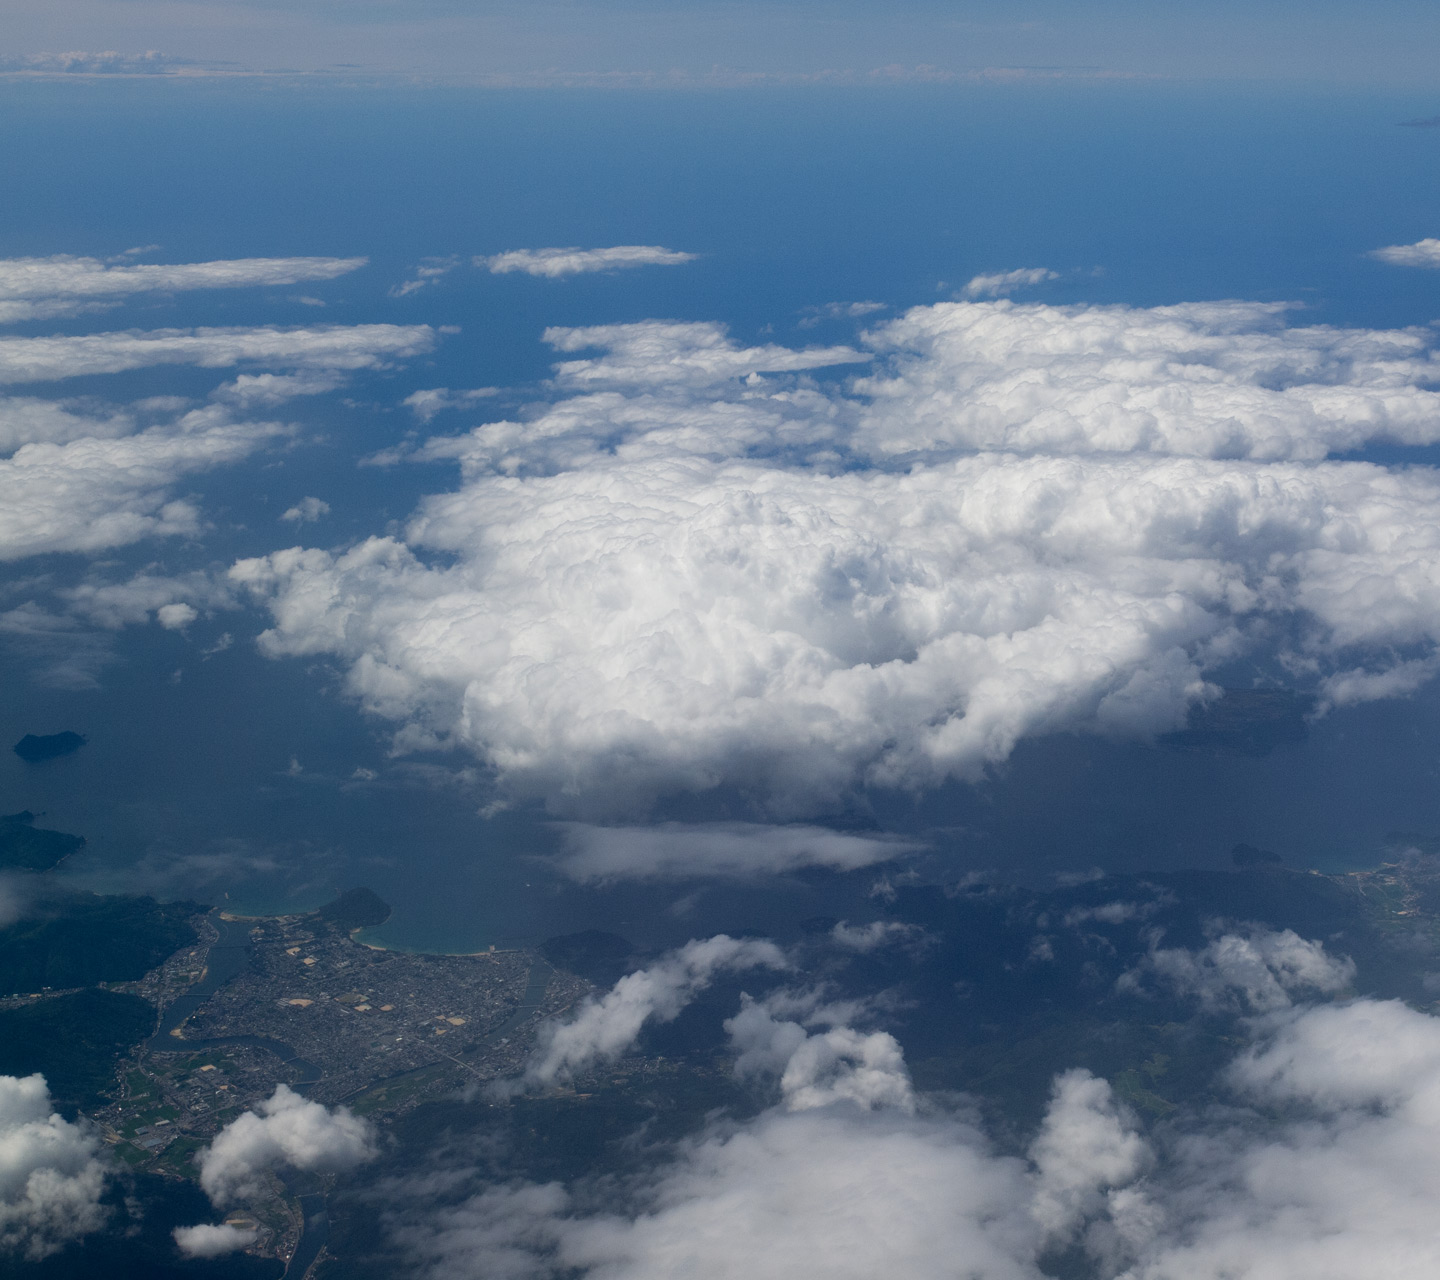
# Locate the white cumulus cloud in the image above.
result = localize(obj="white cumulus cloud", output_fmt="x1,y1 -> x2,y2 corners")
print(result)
231,301 -> 1440,822
0,407 -> 284,561
726,990 -> 916,1112
855,299 -> 1440,461
478,246 -> 697,278
1369,237 -> 1440,268
519,936 -> 788,1089
1120,925 -> 1356,1012
172,1222 -> 258,1257
155,601 -> 198,630
0,1074 -> 109,1260
197,1084 -> 375,1205
0,397 -> 135,454
1123,998 -> 1440,1280
1028,1068 -> 1149,1244
280,496 -> 330,525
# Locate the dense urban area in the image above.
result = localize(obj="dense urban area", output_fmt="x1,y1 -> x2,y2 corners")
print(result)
41,893 -> 589,1272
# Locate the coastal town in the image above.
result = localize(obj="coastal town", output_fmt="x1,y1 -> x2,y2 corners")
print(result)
79,893 -> 591,1272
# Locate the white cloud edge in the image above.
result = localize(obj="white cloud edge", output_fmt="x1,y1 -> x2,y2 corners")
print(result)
479,246 -> 698,278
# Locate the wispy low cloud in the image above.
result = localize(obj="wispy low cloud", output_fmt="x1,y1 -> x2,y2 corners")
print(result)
0,321 -> 434,578
798,301 -> 887,329
1369,237 -> 1440,267
515,935 -> 788,1090
960,267 -> 1059,298
552,823 -> 921,882
0,254 -> 366,323
545,319 -> 866,388
0,51 -> 195,76
389,256 -> 462,297
403,387 -> 499,423
478,246 -> 697,278
0,323 -> 433,385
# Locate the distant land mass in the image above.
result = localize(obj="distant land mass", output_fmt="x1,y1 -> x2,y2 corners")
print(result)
13,730 -> 87,763
0,811 -> 85,871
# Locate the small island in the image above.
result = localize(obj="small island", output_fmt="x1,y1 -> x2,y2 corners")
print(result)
13,730 -> 87,763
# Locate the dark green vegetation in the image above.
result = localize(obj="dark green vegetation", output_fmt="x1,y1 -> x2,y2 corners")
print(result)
541,929 -> 642,985
0,811 -> 85,871
0,894 -> 200,996
13,731 -> 87,763
318,886 -> 392,930
0,989 -> 155,1107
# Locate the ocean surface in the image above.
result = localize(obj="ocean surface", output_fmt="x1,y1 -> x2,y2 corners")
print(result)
6,77 -> 1440,952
